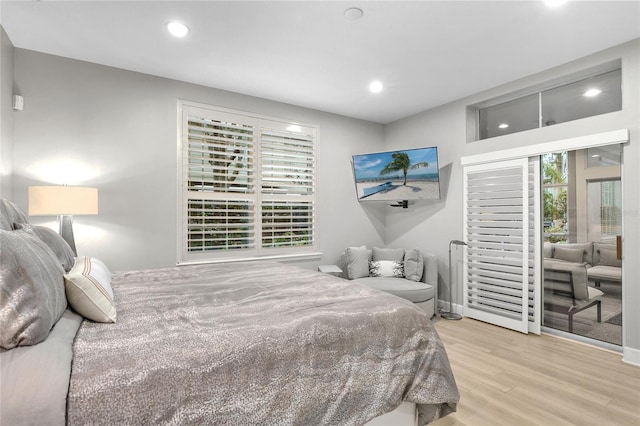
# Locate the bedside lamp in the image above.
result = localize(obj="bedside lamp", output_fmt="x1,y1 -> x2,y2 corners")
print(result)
28,185 -> 98,255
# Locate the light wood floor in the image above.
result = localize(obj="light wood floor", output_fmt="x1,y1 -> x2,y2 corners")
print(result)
431,318 -> 640,426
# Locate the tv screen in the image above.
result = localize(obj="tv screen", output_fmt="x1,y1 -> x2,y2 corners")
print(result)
352,147 -> 441,202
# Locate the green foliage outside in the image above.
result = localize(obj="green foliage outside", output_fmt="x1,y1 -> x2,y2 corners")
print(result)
543,152 -> 568,243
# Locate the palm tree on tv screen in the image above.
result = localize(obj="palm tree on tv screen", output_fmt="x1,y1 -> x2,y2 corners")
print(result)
379,152 -> 428,185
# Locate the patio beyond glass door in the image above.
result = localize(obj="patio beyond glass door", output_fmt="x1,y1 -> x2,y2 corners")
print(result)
542,145 -> 622,346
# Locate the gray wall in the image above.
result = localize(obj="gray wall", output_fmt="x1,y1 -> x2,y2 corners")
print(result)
6,34 -> 639,361
384,39 -> 640,360
0,27 -> 14,200
11,49 -> 386,271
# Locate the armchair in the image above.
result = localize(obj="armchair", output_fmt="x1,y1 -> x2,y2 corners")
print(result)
339,246 -> 438,318
543,265 -> 604,333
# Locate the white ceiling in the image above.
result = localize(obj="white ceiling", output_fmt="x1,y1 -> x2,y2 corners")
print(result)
2,1 -> 639,124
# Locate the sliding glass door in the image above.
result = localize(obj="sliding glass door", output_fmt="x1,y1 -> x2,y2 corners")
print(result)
460,130 -> 628,344
542,145 -> 622,346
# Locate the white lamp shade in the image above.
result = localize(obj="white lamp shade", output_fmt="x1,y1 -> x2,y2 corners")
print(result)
28,186 -> 98,216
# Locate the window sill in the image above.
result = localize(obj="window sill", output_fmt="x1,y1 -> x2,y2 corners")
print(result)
177,251 -> 323,267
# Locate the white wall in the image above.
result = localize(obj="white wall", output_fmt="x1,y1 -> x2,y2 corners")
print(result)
11,49 -> 386,271
384,39 -> 640,361
0,27 -> 14,199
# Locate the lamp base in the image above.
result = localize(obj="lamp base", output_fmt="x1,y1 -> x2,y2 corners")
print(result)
59,214 -> 78,256
440,312 -> 463,320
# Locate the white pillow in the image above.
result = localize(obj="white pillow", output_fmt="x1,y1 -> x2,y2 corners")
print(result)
369,260 -> 404,278
64,256 -> 116,323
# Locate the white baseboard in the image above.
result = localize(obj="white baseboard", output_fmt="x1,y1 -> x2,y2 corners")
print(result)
623,346 -> 640,366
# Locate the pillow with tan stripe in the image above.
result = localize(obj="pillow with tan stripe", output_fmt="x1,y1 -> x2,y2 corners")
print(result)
64,256 -> 116,323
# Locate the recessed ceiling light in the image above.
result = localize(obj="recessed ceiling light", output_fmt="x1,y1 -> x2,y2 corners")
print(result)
498,123 -> 509,129
166,21 -> 189,38
369,81 -> 383,93
544,0 -> 568,8
344,7 -> 364,21
583,88 -> 602,97
591,154 -> 601,158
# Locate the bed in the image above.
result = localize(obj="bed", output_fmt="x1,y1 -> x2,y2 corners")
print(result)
0,199 -> 459,425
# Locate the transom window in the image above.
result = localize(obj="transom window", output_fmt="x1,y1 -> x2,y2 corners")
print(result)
178,102 -> 317,263
476,63 -> 622,140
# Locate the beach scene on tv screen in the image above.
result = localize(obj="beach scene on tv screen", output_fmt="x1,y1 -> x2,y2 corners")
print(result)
352,148 -> 440,201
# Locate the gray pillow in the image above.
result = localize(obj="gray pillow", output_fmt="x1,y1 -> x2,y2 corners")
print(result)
0,228 -> 67,349
543,242 -> 553,258
598,248 -> 621,267
0,199 -> 29,231
553,246 -> 585,264
345,246 -> 370,279
14,223 -> 76,272
594,242 -> 616,265
554,242 -> 592,264
372,247 -> 405,262
404,248 -> 424,282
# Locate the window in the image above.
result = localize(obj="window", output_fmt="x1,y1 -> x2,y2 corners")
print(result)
598,180 -> 622,237
478,94 -> 539,139
541,69 -> 622,127
477,65 -> 622,140
542,152 -> 568,243
586,145 -> 621,168
179,102 -> 317,263
587,180 -> 622,240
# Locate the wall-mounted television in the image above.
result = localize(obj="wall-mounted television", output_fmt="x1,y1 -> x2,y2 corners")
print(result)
351,147 -> 441,202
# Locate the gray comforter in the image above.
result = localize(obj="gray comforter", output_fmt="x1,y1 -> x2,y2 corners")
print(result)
68,261 -> 458,425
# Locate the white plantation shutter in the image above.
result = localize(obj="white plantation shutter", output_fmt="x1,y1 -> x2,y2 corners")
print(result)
260,127 -> 315,250
187,199 -> 255,252
186,117 -> 254,194
260,128 -> 315,195
527,159 -> 541,334
261,201 -> 314,248
463,158 -> 540,334
179,103 -> 317,262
